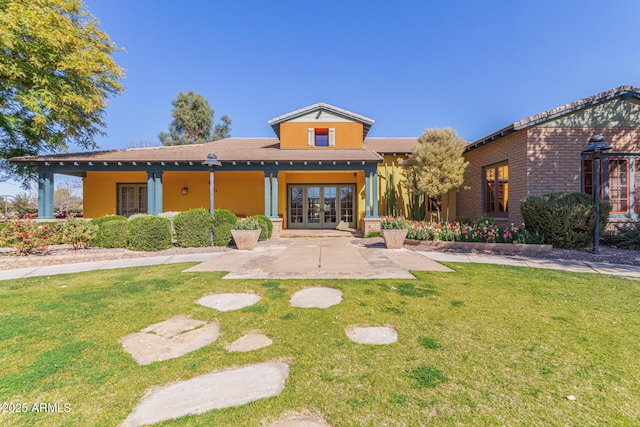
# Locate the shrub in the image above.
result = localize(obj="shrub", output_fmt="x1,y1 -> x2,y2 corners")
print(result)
127,216 -> 172,251
173,209 -> 214,247
127,213 -> 149,221
91,215 -> 128,247
60,215 -> 98,249
159,211 -> 180,241
251,215 -> 272,240
604,221 -> 640,249
521,192 -> 611,249
212,209 -> 237,247
100,220 -> 129,248
381,216 -> 407,230
0,219 -> 52,255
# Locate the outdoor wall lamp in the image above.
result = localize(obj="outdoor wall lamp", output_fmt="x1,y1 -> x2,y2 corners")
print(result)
181,187 -> 188,195
582,135 -> 612,253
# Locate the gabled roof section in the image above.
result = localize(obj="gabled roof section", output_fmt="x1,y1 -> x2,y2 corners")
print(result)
268,102 -> 375,139
465,85 -> 640,152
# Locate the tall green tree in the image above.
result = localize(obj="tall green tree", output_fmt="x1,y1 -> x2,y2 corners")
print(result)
158,91 -> 231,145
402,128 -> 469,221
0,0 -> 124,183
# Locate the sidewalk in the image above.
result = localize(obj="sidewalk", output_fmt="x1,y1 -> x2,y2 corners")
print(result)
419,251 -> 640,278
1,240 -> 639,281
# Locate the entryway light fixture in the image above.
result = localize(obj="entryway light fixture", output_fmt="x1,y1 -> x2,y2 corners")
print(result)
181,187 -> 188,195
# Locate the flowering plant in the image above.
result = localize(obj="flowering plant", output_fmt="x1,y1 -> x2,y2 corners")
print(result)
0,218 -> 51,255
406,220 -> 544,244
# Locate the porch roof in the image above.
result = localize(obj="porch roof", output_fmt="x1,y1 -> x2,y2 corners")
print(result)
11,138 -> 386,166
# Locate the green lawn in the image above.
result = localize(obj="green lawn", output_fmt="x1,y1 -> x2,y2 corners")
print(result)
1,264 -> 639,426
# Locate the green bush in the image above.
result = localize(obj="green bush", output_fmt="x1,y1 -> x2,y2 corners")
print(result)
60,216 -> 98,249
251,215 -> 272,241
91,215 -> 128,247
127,216 -> 172,251
99,220 -> 129,248
212,209 -> 237,247
521,192 -> 611,248
604,221 -> 640,249
173,208 -> 214,247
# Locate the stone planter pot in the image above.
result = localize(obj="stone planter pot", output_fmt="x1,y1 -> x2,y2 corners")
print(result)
231,229 -> 261,250
381,229 -> 408,249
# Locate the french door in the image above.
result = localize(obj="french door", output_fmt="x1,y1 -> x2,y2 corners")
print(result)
288,184 -> 355,229
117,183 -> 148,217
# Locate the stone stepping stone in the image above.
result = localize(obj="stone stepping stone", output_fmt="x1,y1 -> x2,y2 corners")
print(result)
290,287 -> 342,309
227,333 -> 273,352
120,315 -> 219,365
346,326 -> 398,345
268,417 -> 329,426
122,362 -> 290,427
197,292 -> 261,312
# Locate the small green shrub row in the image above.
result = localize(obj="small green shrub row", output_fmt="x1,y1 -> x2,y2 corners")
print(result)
174,208 -> 213,247
252,215 -> 273,241
128,216 -> 173,251
90,215 -> 128,248
521,192 -> 611,248
213,209 -> 237,246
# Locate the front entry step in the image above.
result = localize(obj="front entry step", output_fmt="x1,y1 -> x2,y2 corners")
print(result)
279,228 -> 361,238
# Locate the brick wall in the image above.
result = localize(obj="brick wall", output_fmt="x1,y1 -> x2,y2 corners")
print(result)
526,127 -> 640,198
459,126 -> 640,226
459,131 -> 528,224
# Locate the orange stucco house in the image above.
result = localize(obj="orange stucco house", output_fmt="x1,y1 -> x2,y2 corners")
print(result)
10,85 -> 640,233
11,103 -> 419,236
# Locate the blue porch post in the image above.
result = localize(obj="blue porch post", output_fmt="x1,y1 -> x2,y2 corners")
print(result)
154,171 -> 163,214
365,170 -> 371,217
264,171 -> 271,217
37,172 -> 54,219
372,169 -> 379,217
147,172 -> 155,215
271,171 -> 279,218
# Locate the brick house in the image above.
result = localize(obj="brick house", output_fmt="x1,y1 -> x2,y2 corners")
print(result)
457,85 -> 640,225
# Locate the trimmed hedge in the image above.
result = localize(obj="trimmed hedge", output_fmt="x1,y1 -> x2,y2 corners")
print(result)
127,216 -> 173,251
91,215 -> 128,248
173,208 -> 214,247
521,192 -> 611,248
252,215 -> 273,241
100,220 -> 129,248
212,209 -> 237,247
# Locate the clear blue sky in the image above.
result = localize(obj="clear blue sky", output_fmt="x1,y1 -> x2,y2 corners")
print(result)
2,0 -> 639,196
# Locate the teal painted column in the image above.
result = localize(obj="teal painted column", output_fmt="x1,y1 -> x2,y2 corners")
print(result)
365,171 -> 371,217
155,171 -> 163,214
271,171 -> 279,218
37,172 -> 54,219
147,172 -> 155,215
264,171 -> 271,217
372,170 -> 379,217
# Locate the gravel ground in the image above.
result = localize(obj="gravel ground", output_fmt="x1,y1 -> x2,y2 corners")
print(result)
1,238 -> 638,271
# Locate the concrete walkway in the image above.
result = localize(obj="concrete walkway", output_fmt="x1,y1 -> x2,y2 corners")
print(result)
1,239 -> 639,280
184,238 -> 452,279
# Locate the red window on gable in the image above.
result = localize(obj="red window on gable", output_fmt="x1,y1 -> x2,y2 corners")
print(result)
315,129 -> 328,147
